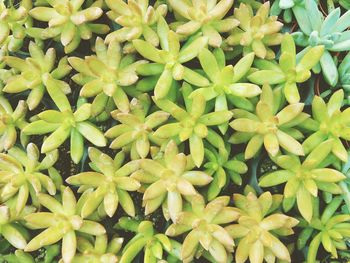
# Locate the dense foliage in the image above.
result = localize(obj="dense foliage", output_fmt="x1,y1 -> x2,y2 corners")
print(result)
1,0 -> 350,262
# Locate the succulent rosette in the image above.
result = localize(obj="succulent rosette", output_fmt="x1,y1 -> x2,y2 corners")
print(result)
28,0 -> 109,53
259,139 -> 346,222
136,140 -> 213,222
226,2 -> 283,59
3,42 -> 72,110
204,144 -> 248,200
0,143 -> 59,214
166,195 -> 239,263
190,48 -> 260,133
168,0 -> 237,47
105,93 -> 169,159
116,217 -> 180,263
66,147 -> 141,218
105,0 -> 167,47
69,37 -> 146,115
0,0 -> 33,52
154,83 -> 233,167
301,90 -> 350,162
226,190 -> 299,263
230,84 -> 307,159
134,17 -> 209,99
72,234 -> 123,263
0,0 -> 350,262
298,197 -> 350,263
248,33 -> 324,103
22,75 -> 106,163
24,187 -> 106,262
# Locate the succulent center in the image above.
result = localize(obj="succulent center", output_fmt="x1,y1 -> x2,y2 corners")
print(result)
0,113 -> 13,125
258,117 -> 279,134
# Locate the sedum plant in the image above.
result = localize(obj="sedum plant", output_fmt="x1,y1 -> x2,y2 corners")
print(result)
66,147 -> 141,218
302,90 -> 350,162
0,143 -> 59,215
22,75 -> 106,164
134,17 -> 209,99
166,195 -> 239,263
225,190 -> 299,263
116,217 -> 179,263
105,94 -> 169,159
28,0 -> 109,53
230,84 -> 307,159
1,0 -> 350,262
204,145 -> 248,200
270,0 -> 298,23
3,42 -> 72,110
226,2 -> 283,59
0,98 -> 27,152
105,0 -> 167,46
136,140 -> 213,222
24,187 -> 106,262
292,1 -> 350,86
72,234 -> 123,263
248,33 -> 324,103
154,83 -> 233,167
167,0 -> 237,47
69,37 -> 146,114
259,139 -> 346,222
190,48 -> 260,133
0,0 -> 32,52
297,197 -> 350,263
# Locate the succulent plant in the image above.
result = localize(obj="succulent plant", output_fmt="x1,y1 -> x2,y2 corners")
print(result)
0,143 -> 59,214
116,217 -> 179,263
0,0 -> 350,262
297,197 -> 350,262
230,84 -> 307,159
259,139 -> 347,222
0,203 -> 34,250
105,94 -> 169,159
105,0 -> 167,46
205,144 -> 248,200
135,140 -> 212,222
338,52 -> 350,102
225,190 -> 299,263
3,42 -> 72,110
166,195 -> 239,263
0,98 -> 28,152
154,83 -> 233,167
24,187 -> 106,262
270,0 -> 301,23
167,0 -> 237,47
190,48 -> 260,133
72,234 -> 122,263
66,147 -> 141,218
226,2 -> 283,59
248,33 -> 324,103
22,76 -> 106,163
302,90 -> 350,162
134,17 -> 209,99
292,1 -> 350,86
28,0 -> 109,53
69,37 -> 146,115
0,0 -> 32,52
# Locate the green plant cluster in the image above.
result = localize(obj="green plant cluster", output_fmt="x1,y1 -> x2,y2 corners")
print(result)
1,0 -> 350,262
